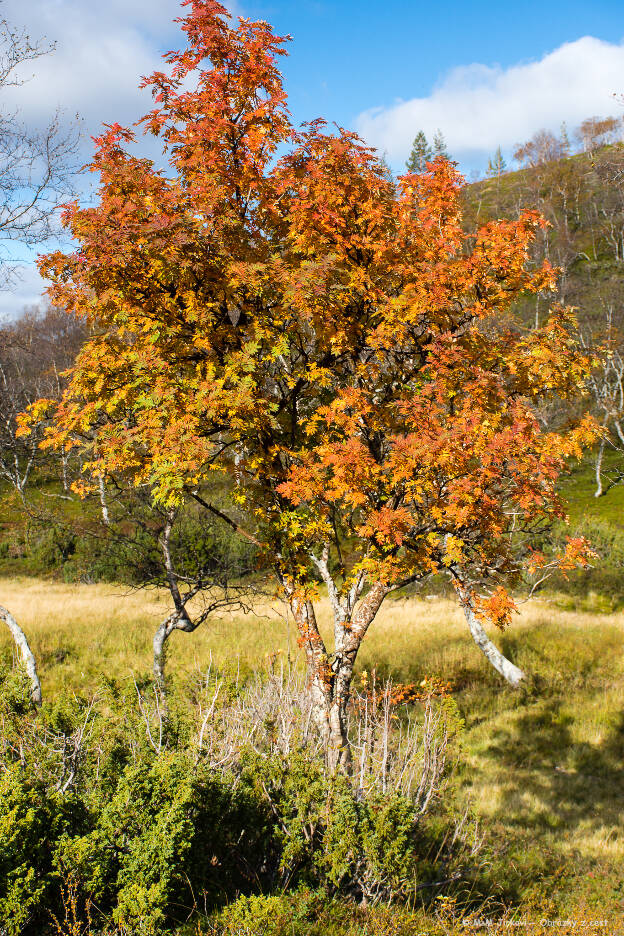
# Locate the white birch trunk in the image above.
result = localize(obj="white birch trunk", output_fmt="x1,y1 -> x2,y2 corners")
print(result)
153,616 -> 174,694
0,605 -> 42,705
153,610 -> 195,710
98,475 -> 110,525
595,437 -> 606,497
458,593 -> 526,688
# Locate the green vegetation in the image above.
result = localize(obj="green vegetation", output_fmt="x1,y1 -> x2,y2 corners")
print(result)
1,581 -> 623,932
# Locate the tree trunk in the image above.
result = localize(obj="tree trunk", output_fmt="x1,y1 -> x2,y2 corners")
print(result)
153,615 -> 174,696
292,580 -> 389,774
595,436 -> 606,497
153,611 -> 195,710
306,658 -> 354,773
458,593 -> 526,688
326,659 -> 354,773
98,475 -> 110,525
0,605 -> 42,705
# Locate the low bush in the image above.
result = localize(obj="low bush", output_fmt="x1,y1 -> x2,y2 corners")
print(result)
0,662 -> 475,934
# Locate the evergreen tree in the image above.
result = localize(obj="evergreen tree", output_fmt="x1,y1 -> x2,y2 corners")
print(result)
487,146 -> 506,178
406,130 -> 432,173
560,121 -> 571,156
379,153 -> 395,185
432,129 -> 450,159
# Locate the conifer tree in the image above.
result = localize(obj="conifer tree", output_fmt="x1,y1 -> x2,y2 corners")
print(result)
560,121 -> 571,156
432,129 -> 449,159
487,146 -> 506,178
406,130 -> 432,173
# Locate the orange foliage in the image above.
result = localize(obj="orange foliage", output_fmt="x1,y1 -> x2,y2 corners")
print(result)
23,0 -> 597,631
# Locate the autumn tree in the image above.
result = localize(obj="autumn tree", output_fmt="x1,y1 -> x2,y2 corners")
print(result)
576,115 -> 621,154
30,0 -> 595,770
513,129 -> 564,169
560,122 -> 571,156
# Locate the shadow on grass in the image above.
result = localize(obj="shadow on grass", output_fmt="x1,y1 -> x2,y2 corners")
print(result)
482,695 -> 624,834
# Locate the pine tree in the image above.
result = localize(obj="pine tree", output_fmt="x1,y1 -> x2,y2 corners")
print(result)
560,121 -> 571,156
432,129 -> 450,160
487,146 -> 506,178
379,154 -> 395,185
406,131 -> 432,173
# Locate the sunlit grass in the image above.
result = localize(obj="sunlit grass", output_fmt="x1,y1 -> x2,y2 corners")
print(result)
1,576 -> 624,916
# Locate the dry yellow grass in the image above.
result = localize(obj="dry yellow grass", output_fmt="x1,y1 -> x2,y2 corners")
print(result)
0,576 -> 296,688
1,576 -> 623,689
2,576 -> 624,893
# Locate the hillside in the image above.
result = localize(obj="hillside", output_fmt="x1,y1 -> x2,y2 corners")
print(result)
462,144 -> 624,329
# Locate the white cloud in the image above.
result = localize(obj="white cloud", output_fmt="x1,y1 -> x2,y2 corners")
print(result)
1,1 -> 185,131
0,0 -> 240,316
0,264 -> 48,321
355,37 -> 624,169
0,0 -> 241,143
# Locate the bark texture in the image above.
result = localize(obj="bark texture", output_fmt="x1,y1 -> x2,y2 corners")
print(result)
457,589 -> 526,688
0,604 -> 42,705
290,570 -> 389,773
153,611 -> 195,702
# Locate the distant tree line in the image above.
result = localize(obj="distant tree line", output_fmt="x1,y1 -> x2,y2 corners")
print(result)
406,113 -> 623,180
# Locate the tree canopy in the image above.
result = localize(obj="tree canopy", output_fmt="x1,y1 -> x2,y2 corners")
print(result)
27,0 -> 596,768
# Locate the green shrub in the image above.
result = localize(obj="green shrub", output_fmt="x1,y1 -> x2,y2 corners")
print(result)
0,663 -> 467,933
216,889 -> 325,936
241,751 -> 435,903
0,768 -> 86,936
58,752 -> 273,933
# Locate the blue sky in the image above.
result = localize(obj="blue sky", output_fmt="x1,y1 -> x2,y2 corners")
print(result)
1,0 -> 623,315
244,0 -> 623,139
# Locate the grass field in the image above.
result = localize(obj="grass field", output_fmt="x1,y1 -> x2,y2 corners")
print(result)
1,576 -> 623,925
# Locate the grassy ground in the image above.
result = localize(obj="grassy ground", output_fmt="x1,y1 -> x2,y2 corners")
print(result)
563,449 -> 624,529
1,577 -> 623,926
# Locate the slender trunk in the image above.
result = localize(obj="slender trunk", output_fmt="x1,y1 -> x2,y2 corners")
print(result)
153,616 -> 174,696
595,437 -> 606,497
292,580 -> 389,773
154,511 -> 185,708
98,475 -> 110,525
60,445 -> 70,494
153,611 -> 195,711
458,591 -> 526,688
0,605 -> 42,705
